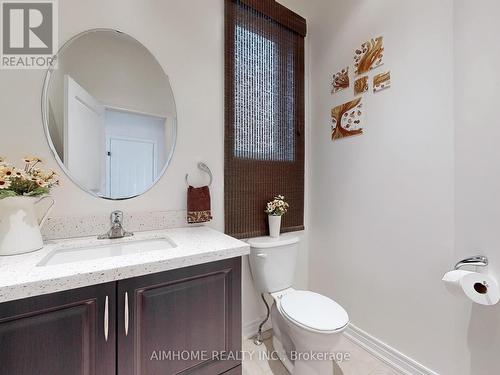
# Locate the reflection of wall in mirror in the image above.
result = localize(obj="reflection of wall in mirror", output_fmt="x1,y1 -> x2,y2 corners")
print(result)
47,103 -> 63,158
47,30 -> 176,164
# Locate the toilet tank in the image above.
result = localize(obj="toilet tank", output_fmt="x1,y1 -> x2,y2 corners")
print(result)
247,235 -> 299,293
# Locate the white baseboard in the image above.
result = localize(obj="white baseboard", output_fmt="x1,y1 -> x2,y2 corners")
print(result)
344,324 -> 439,375
242,316 -> 272,340
243,318 -> 439,375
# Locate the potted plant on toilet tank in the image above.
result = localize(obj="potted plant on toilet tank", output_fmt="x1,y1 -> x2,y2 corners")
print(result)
0,156 -> 59,256
265,195 -> 289,238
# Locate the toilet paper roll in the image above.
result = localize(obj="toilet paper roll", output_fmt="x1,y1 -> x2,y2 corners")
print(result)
460,272 -> 500,306
442,270 -> 500,305
442,270 -> 473,297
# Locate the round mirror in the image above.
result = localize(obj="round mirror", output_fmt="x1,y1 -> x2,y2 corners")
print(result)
42,29 -> 176,200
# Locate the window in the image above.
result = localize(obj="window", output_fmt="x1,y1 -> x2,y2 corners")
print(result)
224,0 -> 306,238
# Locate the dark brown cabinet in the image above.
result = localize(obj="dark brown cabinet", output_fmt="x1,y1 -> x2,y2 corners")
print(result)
0,282 -> 116,375
0,257 -> 242,375
118,257 -> 241,375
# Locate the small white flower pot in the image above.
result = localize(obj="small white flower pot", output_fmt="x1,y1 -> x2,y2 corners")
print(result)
268,215 -> 282,238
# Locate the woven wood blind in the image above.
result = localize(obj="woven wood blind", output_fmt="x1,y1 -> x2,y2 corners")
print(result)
224,0 -> 306,239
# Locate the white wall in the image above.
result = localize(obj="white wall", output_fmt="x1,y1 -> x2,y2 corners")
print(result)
1,0 -> 222,218
454,1 -> 500,373
304,1 -> 500,374
0,0 -> 309,336
305,1 -> 457,373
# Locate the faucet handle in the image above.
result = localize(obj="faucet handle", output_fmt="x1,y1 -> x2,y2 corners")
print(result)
111,211 -> 123,224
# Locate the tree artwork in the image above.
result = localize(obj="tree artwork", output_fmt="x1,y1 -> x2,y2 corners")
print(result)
331,98 -> 363,140
331,67 -> 350,94
354,36 -> 384,75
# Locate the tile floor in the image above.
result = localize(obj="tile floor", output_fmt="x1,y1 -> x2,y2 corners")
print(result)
242,330 -> 400,375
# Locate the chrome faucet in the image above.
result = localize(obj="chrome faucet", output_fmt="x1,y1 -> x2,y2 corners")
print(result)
98,211 -> 133,239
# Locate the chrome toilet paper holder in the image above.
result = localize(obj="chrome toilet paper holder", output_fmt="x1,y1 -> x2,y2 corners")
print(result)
455,255 -> 488,270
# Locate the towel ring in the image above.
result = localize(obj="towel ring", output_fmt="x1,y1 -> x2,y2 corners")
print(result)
185,162 -> 212,187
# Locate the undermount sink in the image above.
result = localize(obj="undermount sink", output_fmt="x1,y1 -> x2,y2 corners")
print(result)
37,236 -> 176,267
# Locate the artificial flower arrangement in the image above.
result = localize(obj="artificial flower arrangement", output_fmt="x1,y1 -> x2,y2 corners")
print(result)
265,195 -> 289,238
265,195 -> 290,216
0,156 -> 60,199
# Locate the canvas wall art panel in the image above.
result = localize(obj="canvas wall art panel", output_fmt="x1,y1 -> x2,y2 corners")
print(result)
354,76 -> 368,95
331,98 -> 363,140
331,67 -> 349,94
373,71 -> 391,92
354,36 -> 384,75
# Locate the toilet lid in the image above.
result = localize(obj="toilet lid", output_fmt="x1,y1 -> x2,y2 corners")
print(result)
280,291 -> 349,332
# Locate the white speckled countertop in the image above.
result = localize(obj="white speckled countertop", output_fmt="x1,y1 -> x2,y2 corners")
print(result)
0,226 -> 249,303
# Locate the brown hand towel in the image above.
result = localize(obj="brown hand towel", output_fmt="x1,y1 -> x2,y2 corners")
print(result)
187,185 -> 212,224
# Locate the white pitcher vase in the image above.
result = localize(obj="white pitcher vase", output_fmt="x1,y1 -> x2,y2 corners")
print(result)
268,215 -> 282,238
0,196 -> 55,256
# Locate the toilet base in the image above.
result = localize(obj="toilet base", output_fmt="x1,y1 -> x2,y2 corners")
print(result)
272,329 -> 339,375
272,335 -> 294,373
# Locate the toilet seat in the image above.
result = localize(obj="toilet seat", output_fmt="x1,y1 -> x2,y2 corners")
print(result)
278,290 -> 349,333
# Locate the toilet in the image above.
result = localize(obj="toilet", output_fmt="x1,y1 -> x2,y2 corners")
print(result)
248,234 -> 349,375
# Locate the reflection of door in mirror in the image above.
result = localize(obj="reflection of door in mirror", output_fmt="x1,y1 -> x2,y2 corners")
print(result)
105,109 -> 166,199
108,138 -> 154,199
64,76 -> 167,199
64,75 -> 106,195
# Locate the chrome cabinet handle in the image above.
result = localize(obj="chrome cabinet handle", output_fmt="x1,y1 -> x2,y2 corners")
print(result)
104,295 -> 109,342
124,292 -> 129,336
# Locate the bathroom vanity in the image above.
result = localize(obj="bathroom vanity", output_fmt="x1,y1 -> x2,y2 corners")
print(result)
0,227 -> 249,375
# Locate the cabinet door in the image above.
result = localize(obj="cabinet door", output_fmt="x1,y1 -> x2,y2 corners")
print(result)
0,283 -> 116,375
118,257 -> 242,375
